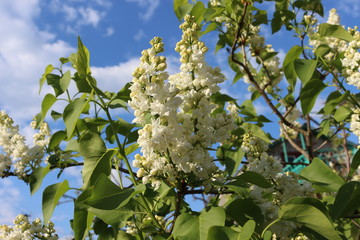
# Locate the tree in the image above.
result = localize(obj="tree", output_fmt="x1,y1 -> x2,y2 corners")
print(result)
0,0 -> 360,239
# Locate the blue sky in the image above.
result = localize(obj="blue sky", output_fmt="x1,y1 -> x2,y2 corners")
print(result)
0,0 -> 359,238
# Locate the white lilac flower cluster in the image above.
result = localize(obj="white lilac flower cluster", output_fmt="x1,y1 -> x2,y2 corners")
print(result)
309,9 -> 348,61
0,111 -> 50,179
309,9 -> 360,89
241,133 -> 313,239
341,27 -> 360,88
126,215 -> 165,236
244,42 -> 282,93
129,15 -> 236,189
350,109 -> 360,146
280,107 -> 301,139
272,233 -> 309,240
0,214 -> 58,240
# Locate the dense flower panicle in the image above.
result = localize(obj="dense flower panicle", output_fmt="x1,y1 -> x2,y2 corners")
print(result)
309,9 -> 360,88
309,9 -> 348,61
0,111 -> 50,178
241,133 -> 313,239
350,109 -> 360,145
129,16 -> 236,189
341,27 -> 360,88
0,214 -> 58,240
327,8 -> 340,25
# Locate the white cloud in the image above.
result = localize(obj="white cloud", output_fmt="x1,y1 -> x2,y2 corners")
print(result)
134,29 -> 146,41
48,0 -> 110,33
104,26 -> 115,37
338,0 -> 360,18
78,7 -> 103,27
126,0 -> 160,21
0,179 -> 21,224
0,0 -> 74,123
91,58 -> 140,91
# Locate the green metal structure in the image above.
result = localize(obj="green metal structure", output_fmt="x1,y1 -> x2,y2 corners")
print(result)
281,133 -> 356,174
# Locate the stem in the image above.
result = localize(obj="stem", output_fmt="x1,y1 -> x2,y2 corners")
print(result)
280,124 -> 310,159
305,114 -> 314,161
114,157 -> 124,189
93,90 -> 165,232
170,180 -> 187,233
342,129 -> 351,175
320,57 -> 360,108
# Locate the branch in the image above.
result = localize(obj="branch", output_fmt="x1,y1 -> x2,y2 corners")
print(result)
313,127 -> 341,152
281,124 -> 310,160
230,19 -> 307,137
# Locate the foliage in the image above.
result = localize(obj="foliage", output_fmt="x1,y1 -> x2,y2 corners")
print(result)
1,0 -> 360,239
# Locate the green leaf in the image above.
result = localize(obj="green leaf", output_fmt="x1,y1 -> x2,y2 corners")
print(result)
200,22 -> 217,36
41,93 -> 56,120
207,226 -> 240,240
253,10 -> 268,26
211,92 -> 235,103
300,158 -> 345,192
236,171 -> 272,188
42,180 -> 70,223
240,100 -> 257,117
349,149 -> 360,178
238,220 -> 255,240
48,130 -> 66,151
226,199 -> 264,231
218,147 -> 244,176
77,37 -> 91,75
73,189 -> 94,240
84,174 -> 137,210
294,59 -> 317,84
47,74 -> 64,96
29,165 -> 51,195
333,106 -> 352,122
323,91 -> 349,115
173,207 -> 226,240
63,98 -> 88,138
173,0 -> 192,20
60,70 -> 71,92
241,123 -> 271,143
271,12 -> 282,34
51,110 -> 62,121
88,199 -> 139,228
314,44 -> 331,57
300,78 -> 326,115
79,132 -> 108,188
277,197 -> 342,240
331,181 -> 360,219
319,23 -> 354,42
295,0 -> 324,16
116,230 -> 137,240
190,1 -> 205,24
39,64 -> 54,93
83,149 -> 116,189
73,73 -> 93,93
283,46 -> 303,90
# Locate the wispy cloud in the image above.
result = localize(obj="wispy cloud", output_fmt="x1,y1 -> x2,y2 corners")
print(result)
0,179 -> 21,224
104,26 -> 115,37
134,29 -> 146,41
126,0 -> 160,21
0,0 -> 74,123
337,0 -> 360,18
48,0 -> 111,33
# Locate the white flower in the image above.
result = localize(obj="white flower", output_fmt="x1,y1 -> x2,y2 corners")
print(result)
241,133 -> 314,238
129,16 -> 236,189
0,215 -> 58,240
0,111 -> 50,178
327,8 -> 340,25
